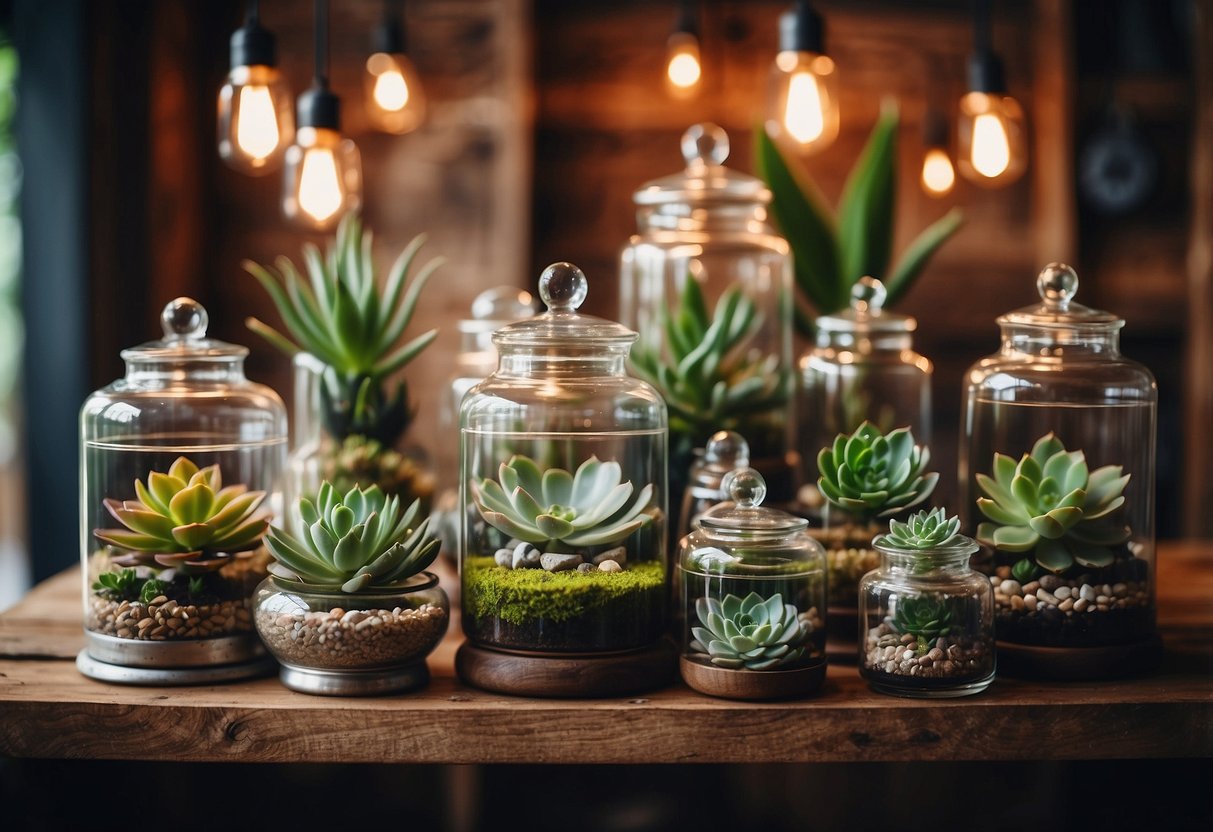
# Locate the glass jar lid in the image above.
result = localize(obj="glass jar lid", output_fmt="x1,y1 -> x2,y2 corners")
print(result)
698,467 -> 807,537
120,298 -> 248,364
998,263 -> 1123,331
632,123 -> 771,207
815,277 -> 915,335
492,262 -> 638,349
459,286 -> 537,336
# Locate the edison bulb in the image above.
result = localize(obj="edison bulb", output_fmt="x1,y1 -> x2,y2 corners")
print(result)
665,31 -> 701,99
283,127 -> 362,229
218,64 -> 294,175
766,50 -> 839,155
921,147 -> 956,197
957,91 -> 1027,187
364,52 -> 426,135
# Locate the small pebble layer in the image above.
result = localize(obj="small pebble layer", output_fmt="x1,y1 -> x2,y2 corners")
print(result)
863,623 -> 993,680
257,604 -> 447,669
88,595 -> 252,640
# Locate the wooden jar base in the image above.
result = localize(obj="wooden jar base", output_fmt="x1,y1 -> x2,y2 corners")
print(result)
680,656 -> 826,701
456,639 -> 677,698
996,634 -> 1163,681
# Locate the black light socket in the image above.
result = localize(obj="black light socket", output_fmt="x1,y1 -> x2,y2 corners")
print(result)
231,19 -> 277,69
674,2 -> 699,38
968,51 -> 1007,94
779,1 -> 824,54
297,85 -> 341,130
372,15 -> 405,55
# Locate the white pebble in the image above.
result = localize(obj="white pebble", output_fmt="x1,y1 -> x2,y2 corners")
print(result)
1080,584 -> 1097,602
902,650 -> 915,662
1055,585 -> 1072,600
1001,580 -> 1021,596
1024,594 -> 1038,611
1037,589 -> 1058,605
598,560 -> 622,573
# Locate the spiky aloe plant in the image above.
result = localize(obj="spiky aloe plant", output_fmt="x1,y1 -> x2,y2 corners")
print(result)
471,455 -> 655,550
975,433 -> 1131,575
244,213 -> 442,447
817,421 -> 938,523
94,456 -> 269,573
264,482 -> 440,593
690,592 -> 814,671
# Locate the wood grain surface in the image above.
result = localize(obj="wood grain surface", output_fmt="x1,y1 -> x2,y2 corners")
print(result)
0,543 -> 1210,764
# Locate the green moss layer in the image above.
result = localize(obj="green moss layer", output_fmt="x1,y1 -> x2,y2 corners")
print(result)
464,557 -> 665,626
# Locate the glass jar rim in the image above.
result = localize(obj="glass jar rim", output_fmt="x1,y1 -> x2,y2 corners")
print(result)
872,535 -> 979,559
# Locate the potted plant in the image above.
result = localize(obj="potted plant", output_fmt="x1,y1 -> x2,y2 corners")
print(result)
254,481 -> 447,695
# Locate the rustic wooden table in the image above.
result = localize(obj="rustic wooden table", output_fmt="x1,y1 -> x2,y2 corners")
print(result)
1,542 -> 1210,765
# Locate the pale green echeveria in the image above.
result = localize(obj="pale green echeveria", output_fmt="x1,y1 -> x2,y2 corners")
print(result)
975,433 -> 1131,574
472,455 -> 654,548
879,507 -> 962,550
265,482 -> 439,593
690,592 -> 812,671
817,421 -> 938,521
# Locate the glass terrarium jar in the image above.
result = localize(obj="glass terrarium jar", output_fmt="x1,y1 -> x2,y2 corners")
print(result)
678,430 -> 751,545
458,263 -> 670,697
619,122 -> 796,522
798,276 -> 932,515
679,468 -> 826,700
78,298 -> 287,684
959,263 -> 1158,679
858,514 -> 995,698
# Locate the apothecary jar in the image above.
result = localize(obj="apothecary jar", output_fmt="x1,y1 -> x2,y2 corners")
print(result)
959,263 -> 1158,678
78,298 -> 287,683
619,122 -> 795,508
459,263 -> 668,657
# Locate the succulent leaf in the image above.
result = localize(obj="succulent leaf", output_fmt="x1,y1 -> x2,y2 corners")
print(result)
689,592 -> 814,671
817,422 -> 937,521
891,594 -> 955,642
878,507 -> 962,550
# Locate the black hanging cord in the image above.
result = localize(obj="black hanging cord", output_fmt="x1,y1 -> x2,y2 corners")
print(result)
972,0 -> 991,57
968,0 -> 1005,93
373,0 -> 406,55
299,0 -> 340,129
315,0 -> 329,89
248,0 -> 260,27
675,0 -> 699,38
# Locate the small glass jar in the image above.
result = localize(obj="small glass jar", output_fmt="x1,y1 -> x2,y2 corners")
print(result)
619,122 -> 796,514
254,572 -> 448,695
679,468 -> 827,700
959,264 -> 1158,676
678,430 -> 751,546
459,263 -> 668,658
78,298 -> 287,683
859,530 -> 995,697
798,277 -> 932,514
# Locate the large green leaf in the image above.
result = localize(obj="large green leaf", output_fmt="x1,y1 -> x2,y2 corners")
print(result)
837,104 -> 898,288
883,208 -> 965,307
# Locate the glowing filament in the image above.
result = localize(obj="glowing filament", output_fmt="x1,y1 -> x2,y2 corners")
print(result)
373,68 -> 410,112
297,147 -> 342,223
235,85 -> 280,161
784,71 -> 824,144
921,148 -> 956,196
971,112 -> 1011,178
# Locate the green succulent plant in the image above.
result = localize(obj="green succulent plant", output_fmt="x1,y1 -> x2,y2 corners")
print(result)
690,592 -> 814,671
140,578 -> 168,604
244,213 -> 442,447
879,508 -> 962,550
756,103 -> 964,335
91,568 -> 141,602
629,280 -> 791,457
817,422 -> 938,523
264,482 -> 440,594
95,457 -> 269,574
472,455 -> 655,549
892,594 -> 955,647
975,433 -> 1131,574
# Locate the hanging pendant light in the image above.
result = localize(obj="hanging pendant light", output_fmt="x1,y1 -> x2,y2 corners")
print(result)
665,1 -> 702,100
218,0 -> 294,174
765,1 -> 839,155
920,107 -> 956,197
957,0 -> 1027,187
284,0 -> 363,230
365,0 -> 426,134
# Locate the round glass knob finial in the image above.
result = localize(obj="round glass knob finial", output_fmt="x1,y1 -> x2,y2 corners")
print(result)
538,262 -> 588,312
850,276 -> 887,314
681,122 -> 730,168
704,430 -> 751,470
1037,262 -> 1079,309
161,297 -> 208,341
722,467 -> 766,509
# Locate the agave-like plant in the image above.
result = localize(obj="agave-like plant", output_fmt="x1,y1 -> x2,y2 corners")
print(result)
264,482 -> 439,593
95,457 -> 269,573
817,422 -> 938,523
243,213 -> 442,446
690,592 -> 813,671
629,280 -> 790,455
892,594 -> 955,645
975,433 -> 1131,574
879,508 -> 962,550
472,455 -> 654,549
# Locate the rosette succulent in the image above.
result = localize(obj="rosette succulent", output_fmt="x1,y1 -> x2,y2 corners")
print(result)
264,482 -> 440,593
471,455 -> 654,549
690,592 -> 813,671
879,508 -> 962,550
892,594 -> 955,646
817,422 -> 938,522
95,457 -> 269,573
975,433 -> 1131,574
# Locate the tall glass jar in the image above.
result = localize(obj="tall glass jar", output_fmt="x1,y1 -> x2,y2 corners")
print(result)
78,298 -> 287,684
619,122 -> 796,525
959,263 -> 1158,679
679,468 -> 827,700
457,263 -> 670,697
798,277 -> 932,515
